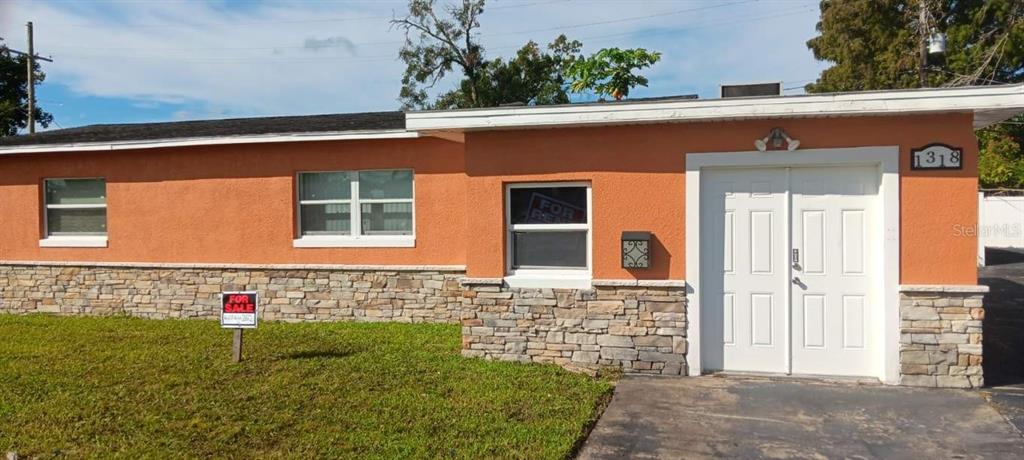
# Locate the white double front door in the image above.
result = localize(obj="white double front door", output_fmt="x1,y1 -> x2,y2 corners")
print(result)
700,166 -> 881,377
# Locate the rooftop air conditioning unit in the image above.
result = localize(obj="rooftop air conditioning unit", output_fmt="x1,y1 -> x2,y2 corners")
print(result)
720,82 -> 783,98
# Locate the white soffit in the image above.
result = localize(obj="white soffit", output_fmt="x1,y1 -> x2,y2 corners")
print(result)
406,84 -> 1024,131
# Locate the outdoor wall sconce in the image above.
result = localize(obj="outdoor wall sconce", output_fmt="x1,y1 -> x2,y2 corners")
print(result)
754,127 -> 800,152
622,231 -> 651,269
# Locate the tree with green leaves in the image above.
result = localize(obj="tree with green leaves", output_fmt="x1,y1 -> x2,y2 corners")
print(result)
805,0 -> 1024,187
0,37 -> 53,136
566,48 -> 661,101
391,0 -> 661,109
431,35 -> 583,109
391,0 -> 486,109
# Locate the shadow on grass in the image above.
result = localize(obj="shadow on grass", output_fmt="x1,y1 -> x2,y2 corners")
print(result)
279,349 -> 360,360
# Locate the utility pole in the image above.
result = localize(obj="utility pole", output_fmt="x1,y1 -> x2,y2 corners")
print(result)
5,21 -> 52,134
919,1 -> 929,87
27,21 -> 35,134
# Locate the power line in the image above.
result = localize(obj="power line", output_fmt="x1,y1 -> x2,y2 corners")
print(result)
569,5 -> 815,44
485,0 -> 754,37
44,4 -> 815,63
42,0 -> 754,53
36,0 -> 567,29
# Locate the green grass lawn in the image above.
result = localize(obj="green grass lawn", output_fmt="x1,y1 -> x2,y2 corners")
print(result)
0,315 -> 614,459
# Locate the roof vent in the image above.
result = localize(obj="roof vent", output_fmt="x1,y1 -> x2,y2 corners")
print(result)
720,82 -> 783,98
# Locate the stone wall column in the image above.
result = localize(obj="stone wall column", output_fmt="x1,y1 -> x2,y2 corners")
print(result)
899,285 -> 987,388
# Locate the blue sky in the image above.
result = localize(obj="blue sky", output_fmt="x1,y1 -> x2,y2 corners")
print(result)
1,0 -> 828,130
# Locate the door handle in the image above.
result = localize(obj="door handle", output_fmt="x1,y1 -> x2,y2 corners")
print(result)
792,277 -> 806,289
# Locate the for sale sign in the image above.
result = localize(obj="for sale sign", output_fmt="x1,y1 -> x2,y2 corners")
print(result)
220,291 -> 258,329
526,193 -> 586,224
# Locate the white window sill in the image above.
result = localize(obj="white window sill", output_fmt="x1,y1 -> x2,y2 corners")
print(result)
39,236 -> 108,248
504,270 -> 592,289
293,235 -> 415,248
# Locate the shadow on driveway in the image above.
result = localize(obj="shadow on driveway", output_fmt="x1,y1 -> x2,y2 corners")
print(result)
579,376 -> 1024,459
980,247 -> 1024,387
979,247 -> 1024,437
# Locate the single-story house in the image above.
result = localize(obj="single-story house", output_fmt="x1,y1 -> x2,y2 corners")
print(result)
2,84 -> 1022,388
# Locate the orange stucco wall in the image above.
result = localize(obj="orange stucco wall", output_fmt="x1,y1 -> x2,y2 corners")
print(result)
463,113 -> 979,284
0,138 -> 467,266
0,113 -> 980,284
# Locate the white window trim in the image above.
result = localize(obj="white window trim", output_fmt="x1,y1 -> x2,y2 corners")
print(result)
293,169 -> 416,248
40,177 -> 108,248
39,235 -> 108,248
293,234 -> 415,248
504,181 -> 592,288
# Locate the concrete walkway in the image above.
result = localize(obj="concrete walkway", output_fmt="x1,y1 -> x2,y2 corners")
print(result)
579,376 -> 1024,459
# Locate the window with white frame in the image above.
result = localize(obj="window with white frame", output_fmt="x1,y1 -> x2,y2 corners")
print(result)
507,183 -> 590,272
297,170 -> 413,238
44,178 -> 108,237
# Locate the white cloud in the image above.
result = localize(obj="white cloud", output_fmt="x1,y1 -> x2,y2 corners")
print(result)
1,0 -> 827,122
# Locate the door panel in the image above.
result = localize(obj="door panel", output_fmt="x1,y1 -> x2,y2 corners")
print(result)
842,210 -> 866,274
843,295 -> 866,349
802,294 -> 826,348
701,166 -> 880,377
790,166 -> 878,376
802,210 -> 826,274
701,169 -> 788,373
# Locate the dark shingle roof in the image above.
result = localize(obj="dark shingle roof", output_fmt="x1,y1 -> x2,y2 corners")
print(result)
0,95 -> 701,149
0,111 -> 406,147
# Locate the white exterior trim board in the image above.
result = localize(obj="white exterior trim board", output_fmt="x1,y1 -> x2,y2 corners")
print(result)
684,146 -> 901,384
38,236 -> 108,248
292,235 -> 415,248
408,84 -> 1024,131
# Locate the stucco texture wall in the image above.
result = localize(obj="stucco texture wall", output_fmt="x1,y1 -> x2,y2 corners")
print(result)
0,113 -> 980,285
0,138 -> 468,266
464,113 -> 979,284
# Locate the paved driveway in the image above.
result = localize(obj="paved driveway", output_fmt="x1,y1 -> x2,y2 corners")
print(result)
579,376 -> 1024,459
979,247 -> 1024,435
980,247 -> 1024,387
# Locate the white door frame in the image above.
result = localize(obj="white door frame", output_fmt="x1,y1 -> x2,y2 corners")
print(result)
685,146 -> 900,383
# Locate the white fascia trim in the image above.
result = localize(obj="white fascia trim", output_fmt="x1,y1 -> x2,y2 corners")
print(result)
0,259 -> 465,272
39,236 -> 108,248
0,129 -> 418,155
293,235 -> 415,248
407,84 -> 1024,131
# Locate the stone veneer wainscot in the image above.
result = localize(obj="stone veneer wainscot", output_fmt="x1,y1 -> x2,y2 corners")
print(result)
1,262 -> 991,386
0,262 -> 465,323
899,285 -> 987,388
459,278 -> 688,376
